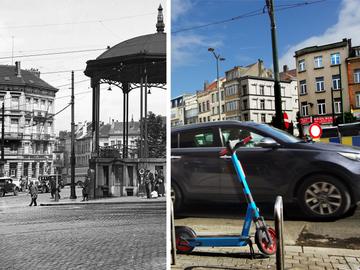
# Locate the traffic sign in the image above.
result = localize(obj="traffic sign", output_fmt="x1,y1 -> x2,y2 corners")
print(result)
283,112 -> 290,129
309,123 -> 322,139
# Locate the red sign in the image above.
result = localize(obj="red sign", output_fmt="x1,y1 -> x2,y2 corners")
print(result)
313,116 -> 333,124
283,112 -> 290,129
309,123 -> 323,139
299,117 -> 312,125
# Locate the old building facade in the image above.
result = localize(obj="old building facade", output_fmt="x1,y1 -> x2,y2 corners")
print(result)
0,62 -> 57,180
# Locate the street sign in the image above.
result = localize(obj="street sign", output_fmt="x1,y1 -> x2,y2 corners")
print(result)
283,112 -> 290,129
309,123 -> 322,139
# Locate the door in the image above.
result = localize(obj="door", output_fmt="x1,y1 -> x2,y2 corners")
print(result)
172,127 -> 222,201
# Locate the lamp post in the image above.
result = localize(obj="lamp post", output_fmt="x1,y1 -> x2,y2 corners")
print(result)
208,48 -> 225,121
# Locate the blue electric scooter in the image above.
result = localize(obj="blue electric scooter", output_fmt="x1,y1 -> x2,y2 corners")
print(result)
175,136 -> 277,256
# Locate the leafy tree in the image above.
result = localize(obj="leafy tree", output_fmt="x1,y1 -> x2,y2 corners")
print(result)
335,112 -> 356,125
146,112 -> 166,158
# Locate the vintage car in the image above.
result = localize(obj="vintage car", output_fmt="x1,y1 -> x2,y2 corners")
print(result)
0,177 -> 19,196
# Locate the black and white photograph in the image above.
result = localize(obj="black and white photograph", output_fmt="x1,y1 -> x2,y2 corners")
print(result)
0,1 -> 167,269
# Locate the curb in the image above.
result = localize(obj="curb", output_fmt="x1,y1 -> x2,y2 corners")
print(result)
39,199 -> 166,207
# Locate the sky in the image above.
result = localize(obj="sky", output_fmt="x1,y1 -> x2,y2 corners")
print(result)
0,0 -> 167,133
171,0 -> 360,97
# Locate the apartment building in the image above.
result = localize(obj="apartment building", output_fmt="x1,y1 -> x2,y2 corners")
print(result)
183,94 -> 198,124
295,38 -> 351,130
347,45 -> 360,119
171,95 -> 188,126
0,62 -> 57,179
197,88 -> 212,123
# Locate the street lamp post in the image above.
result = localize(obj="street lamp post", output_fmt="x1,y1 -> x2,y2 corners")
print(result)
208,48 -> 225,121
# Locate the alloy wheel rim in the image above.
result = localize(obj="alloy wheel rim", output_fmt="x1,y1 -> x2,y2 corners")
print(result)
304,181 -> 342,215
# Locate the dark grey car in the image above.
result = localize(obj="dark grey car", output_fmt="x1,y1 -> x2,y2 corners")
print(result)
171,121 -> 360,219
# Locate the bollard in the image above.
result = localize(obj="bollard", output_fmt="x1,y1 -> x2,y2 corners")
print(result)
171,200 -> 176,265
274,196 -> 284,270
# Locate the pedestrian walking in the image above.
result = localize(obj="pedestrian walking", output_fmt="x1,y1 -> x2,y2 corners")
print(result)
82,176 -> 90,201
29,181 -> 38,206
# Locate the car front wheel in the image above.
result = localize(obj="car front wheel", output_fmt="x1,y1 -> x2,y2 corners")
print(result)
171,183 -> 183,213
298,174 -> 351,219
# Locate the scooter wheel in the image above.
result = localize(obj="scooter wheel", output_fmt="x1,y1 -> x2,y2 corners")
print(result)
255,227 -> 277,255
175,226 -> 196,254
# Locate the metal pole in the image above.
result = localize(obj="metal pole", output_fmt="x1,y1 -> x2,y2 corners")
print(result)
140,75 -> 143,158
122,90 -> 126,158
274,196 -> 284,270
171,201 -> 176,265
55,168 -> 59,202
266,0 -> 283,130
216,57 -> 221,120
1,102 -> 4,161
70,71 -> 76,199
339,64 -> 345,124
144,72 -> 148,158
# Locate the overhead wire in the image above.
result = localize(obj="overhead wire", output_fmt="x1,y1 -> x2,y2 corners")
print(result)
172,0 -> 328,34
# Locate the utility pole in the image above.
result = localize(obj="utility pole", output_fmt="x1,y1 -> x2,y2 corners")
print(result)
1,102 -> 4,176
339,64 -> 345,124
266,0 -> 284,129
70,71 -> 76,199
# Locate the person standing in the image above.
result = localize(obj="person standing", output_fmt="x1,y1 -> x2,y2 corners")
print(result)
144,170 -> 152,199
29,181 -> 38,207
158,169 -> 165,197
82,177 -> 90,201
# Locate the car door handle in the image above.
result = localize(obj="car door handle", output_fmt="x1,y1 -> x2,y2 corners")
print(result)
171,155 -> 182,159
220,155 -> 231,159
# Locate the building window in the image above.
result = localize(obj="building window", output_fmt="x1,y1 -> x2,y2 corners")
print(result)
355,49 -> 360,56
11,96 -> 19,110
298,59 -> 305,71
34,99 -> 39,110
259,85 -> 265,95
334,98 -> 342,114
260,99 -> 265,110
315,77 -> 325,92
243,113 -> 249,121
314,56 -> 323,68
354,69 -> 360,84
212,107 -> 215,115
206,101 -> 210,111
301,102 -> 309,116
261,114 -> 266,123
300,80 -> 307,95
356,92 -> 360,108
207,116 -> 210,121
331,53 -> 340,65
11,119 -> 18,133
211,93 -> 215,103
225,85 -> 237,96
226,101 -> 238,112
317,99 -> 326,115
198,104 -> 201,113
41,100 -> 46,111
332,74 -> 341,90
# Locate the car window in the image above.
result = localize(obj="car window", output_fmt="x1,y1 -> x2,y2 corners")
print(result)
180,128 -> 217,148
221,127 -> 265,148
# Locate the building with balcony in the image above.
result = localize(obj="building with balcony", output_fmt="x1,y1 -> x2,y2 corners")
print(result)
171,95 -> 188,126
0,62 -> 57,180
295,38 -> 352,131
183,94 -> 198,124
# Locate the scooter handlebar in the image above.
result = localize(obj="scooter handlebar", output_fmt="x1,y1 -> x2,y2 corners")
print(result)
219,136 -> 252,156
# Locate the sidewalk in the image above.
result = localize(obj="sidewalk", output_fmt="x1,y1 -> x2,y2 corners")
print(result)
39,186 -> 166,206
171,245 -> 360,270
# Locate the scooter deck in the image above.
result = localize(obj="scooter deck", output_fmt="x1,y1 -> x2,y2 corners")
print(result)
190,236 -> 251,247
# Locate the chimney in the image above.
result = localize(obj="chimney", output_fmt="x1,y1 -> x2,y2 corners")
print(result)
283,65 -> 288,72
258,59 -> 263,77
15,61 -> 21,78
29,68 -> 40,78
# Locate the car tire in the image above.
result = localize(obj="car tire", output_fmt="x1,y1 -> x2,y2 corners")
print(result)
171,183 -> 183,213
297,174 -> 351,219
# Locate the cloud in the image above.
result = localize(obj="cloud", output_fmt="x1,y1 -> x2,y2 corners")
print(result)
172,33 -> 222,68
279,0 -> 360,69
172,0 -> 192,22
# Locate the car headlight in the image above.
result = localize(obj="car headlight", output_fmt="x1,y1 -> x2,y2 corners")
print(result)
338,152 -> 360,161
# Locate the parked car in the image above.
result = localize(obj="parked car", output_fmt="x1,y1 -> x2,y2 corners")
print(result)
0,177 -> 19,196
37,175 -> 64,193
171,121 -> 360,219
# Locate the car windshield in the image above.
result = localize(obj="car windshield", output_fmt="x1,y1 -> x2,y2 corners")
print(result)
255,124 -> 303,143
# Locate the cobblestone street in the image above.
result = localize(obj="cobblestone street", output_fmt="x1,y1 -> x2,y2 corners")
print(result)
0,189 -> 166,270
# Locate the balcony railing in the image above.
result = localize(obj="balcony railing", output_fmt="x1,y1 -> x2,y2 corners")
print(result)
31,133 -> 51,140
4,132 -> 23,140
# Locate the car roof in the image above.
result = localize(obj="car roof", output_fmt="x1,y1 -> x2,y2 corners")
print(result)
171,120 -> 262,133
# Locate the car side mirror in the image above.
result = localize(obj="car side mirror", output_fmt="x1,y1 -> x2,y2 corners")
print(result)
255,137 -> 280,148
